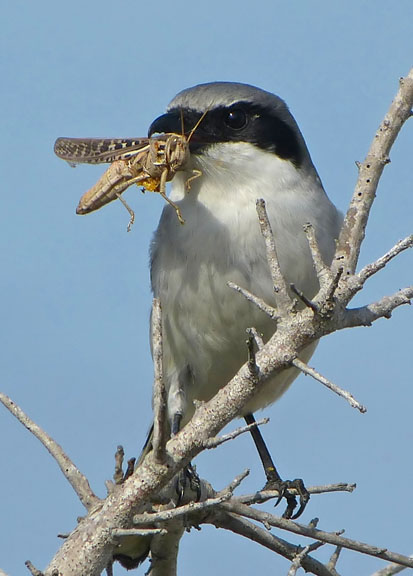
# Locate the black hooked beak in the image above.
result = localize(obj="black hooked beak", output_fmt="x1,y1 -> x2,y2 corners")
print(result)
148,111 -> 183,137
148,109 -> 208,153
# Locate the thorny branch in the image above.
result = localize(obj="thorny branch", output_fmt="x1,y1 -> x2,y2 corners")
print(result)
1,69 -> 412,575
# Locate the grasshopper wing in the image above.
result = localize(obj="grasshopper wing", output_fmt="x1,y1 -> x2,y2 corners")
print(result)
54,137 -> 151,165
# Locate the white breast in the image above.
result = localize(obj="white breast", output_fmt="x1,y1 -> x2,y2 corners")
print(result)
151,142 -> 341,425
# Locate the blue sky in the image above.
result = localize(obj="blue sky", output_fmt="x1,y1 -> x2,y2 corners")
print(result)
1,2 -> 412,575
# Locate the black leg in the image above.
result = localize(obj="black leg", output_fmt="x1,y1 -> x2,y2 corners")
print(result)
244,413 -> 283,483
244,413 -> 309,519
172,412 -> 182,436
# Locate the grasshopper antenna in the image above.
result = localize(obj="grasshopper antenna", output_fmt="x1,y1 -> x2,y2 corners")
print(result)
186,106 -> 210,143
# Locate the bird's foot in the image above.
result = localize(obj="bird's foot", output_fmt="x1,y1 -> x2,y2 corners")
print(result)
176,463 -> 201,505
264,476 -> 309,520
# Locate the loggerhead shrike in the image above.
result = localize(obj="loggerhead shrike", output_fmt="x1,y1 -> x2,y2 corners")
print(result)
115,82 -> 342,568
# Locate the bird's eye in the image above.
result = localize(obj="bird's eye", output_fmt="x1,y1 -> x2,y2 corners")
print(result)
224,108 -> 248,130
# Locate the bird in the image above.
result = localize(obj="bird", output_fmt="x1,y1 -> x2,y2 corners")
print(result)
114,81 -> 342,568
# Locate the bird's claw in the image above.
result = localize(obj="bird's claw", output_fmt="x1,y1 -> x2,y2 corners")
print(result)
264,477 -> 309,519
176,463 -> 201,505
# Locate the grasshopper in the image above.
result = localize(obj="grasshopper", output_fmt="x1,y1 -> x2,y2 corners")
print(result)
54,133 -> 196,230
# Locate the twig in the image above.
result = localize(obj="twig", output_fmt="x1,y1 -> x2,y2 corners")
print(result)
246,331 -> 259,379
204,418 -> 269,449
357,235 -> 413,284
292,358 -> 367,413
0,393 -> 99,511
24,561 -> 44,576
288,541 -> 326,576
334,70 -> 413,278
222,500 -> 413,569
113,445 -> 124,485
303,223 -> 330,288
112,528 -> 167,538
151,298 -> 167,464
370,556 -> 413,576
227,281 -> 279,319
327,546 -> 342,572
124,458 -> 135,481
132,492 -> 233,525
238,483 -> 356,505
344,235 -> 413,300
246,327 -> 265,349
290,283 -> 319,312
343,287 -> 413,329
256,199 -> 292,312
323,266 -> 343,306
213,511 -> 336,576
218,469 -> 250,495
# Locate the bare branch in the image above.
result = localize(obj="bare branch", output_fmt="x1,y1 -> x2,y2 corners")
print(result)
321,266 -> 344,308
290,283 -> 319,312
24,561 -> 44,576
303,223 -> 331,288
327,546 -> 342,573
342,235 -> 413,302
238,483 -> 356,505
256,198 -> 292,311
222,500 -> 413,569
292,358 -> 367,413
218,469 -> 250,495
112,528 -> 167,538
132,492 -> 233,525
288,541 -> 326,576
334,69 -> 413,277
204,418 -> 269,449
246,327 -> 265,349
149,521 -> 185,576
213,511 -> 336,576
0,393 -> 99,511
370,556 -> 413,576
343,287 -> 413,328
151,298 -> 167,464
246,330 -> 260,379
227,280 -> 279,319
357,235 -> 413,284
113,445 -> 125,485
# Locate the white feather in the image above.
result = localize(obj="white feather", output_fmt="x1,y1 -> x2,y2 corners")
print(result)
151,142 -> 342,425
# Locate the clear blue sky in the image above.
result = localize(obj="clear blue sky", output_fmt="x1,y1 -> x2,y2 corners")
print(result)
1,2 -> 412,575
